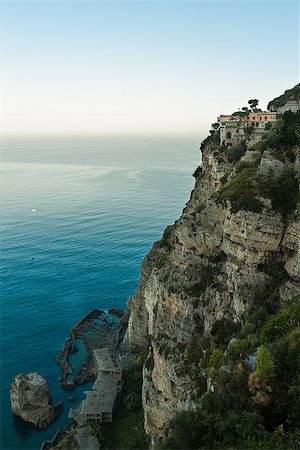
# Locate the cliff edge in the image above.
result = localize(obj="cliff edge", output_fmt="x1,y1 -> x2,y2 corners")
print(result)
125,90 -> 300,447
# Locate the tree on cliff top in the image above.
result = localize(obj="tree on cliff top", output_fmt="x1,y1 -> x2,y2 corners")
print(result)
248,99 -> 259,111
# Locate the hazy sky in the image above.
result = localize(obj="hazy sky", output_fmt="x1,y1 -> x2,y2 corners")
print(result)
0,0 -> 299,135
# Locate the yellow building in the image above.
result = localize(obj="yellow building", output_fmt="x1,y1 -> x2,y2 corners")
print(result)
217,114 -> 233,124
246,112 -> 277,126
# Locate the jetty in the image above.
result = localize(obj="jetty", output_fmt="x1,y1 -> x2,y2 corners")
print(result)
79,348 -> 123,423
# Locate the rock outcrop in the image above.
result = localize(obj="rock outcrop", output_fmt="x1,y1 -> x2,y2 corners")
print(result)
10,373 -> 63,429
268,83 -> 300,113
125,106 -> 300,445
76,425 -> 101,450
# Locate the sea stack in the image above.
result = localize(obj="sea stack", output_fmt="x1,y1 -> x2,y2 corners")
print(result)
10,373 -> 63,429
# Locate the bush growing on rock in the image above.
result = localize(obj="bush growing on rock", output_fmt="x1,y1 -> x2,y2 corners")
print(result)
255,345 -> 275,382
259,311 -> 299,343
257,168 -> 299,217
207,348 -> 224,377
266,111 -> 300,150
124,392 -> 141,411
226,141 -> 247,162
226,338 -> 255,364
163,296 -> 300,449
218,168 -> 263,213
211,318 -> 241,347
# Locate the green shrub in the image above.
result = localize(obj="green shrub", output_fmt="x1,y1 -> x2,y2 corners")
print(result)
210,129 -> 220,145
258,262 -> 288,285
124,392 -> 142,411
226,338 -> 255,363
211,318 -> 241,347
207,349 -> 224,376
235,158 -> 260,174
268,84 -> 300,109
160,226 -> 173,248
285,148 -> 296,163
200,135 -> 212,150
264,121 -> 273,130
161,410 -> 197,449
192,367 -> 207,397
258,168 -> 299,217
248,305 -> 269,328
162,402 -> 264,450
256,345 -> 275,381
265,111 -> 300,150
226,141 -> 247,162
246,426 -> 300,449
193,313 -> 204,331
186,342 -> 204,365
168,285 -> 177,294
144,353 -> 154,371
176,342 -> 186,352
244,124 -> 254,135
208,250 -> 227,265
53,432 -> 76,450
218,168 -> 263,213
192,166 -> 202,178
220,173 -> 228,184
185,265 -> 215,296
237,322 -> 256,339
162,296 -> 300,449
260,311 -> 299,343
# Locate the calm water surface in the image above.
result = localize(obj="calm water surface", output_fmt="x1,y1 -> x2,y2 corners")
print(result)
0,135 -> 201,450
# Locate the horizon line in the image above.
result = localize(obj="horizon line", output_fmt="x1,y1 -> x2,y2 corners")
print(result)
0,130 -> 207,138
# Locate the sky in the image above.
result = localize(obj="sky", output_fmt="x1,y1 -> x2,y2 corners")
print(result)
0,0 -> 299,136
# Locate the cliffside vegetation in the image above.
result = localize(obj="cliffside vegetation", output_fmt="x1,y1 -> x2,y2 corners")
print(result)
125,88 -> 299,450
162,296 -> 300,450
268,84 -> 300,110
217,111 -> 300,218
157,110 -> 300,449
260,110 -> 300,152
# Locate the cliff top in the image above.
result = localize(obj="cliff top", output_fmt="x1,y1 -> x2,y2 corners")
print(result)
268,83 -> 300,110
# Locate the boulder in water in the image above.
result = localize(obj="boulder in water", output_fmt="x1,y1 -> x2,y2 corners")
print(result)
10,373 -> 63,429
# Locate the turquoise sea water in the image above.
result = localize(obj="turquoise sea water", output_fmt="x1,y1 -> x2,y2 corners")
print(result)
0,135 -> 201,450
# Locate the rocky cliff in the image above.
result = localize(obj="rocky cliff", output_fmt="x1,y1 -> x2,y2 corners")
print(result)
268,83 -> 300,113
10,373 -> 63,429
125,103 -> 300,446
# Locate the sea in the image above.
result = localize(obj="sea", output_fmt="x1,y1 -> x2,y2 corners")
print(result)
0,134 -> 201,450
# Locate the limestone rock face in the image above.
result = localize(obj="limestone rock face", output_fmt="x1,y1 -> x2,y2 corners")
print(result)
125,140 -> 300,444
10,373 -> 63,429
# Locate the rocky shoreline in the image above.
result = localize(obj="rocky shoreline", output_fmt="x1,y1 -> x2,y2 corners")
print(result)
56,309 -> 126,389
10,308 -> 128,441
39,309 -> 130,449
